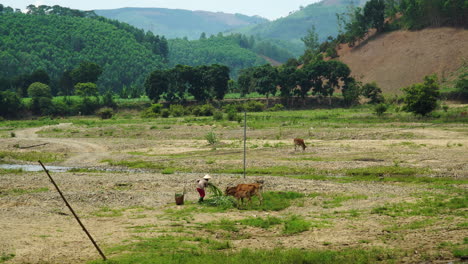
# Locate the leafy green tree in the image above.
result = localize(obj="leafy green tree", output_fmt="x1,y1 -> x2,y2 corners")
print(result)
337,7 -> 369,47
27,82 -> 52,115
364,0 -> 386,32
237,68 -> 254,97
295,67 -> 312,99
28,82 -> 52,98
71,62 -> 103,84
145,69 -> 169,102
0,91 -> 23,118
301,25 -> 320,53
209,64 -> 230,100
278,65 -> 297,100
252,64 -> 278,104
362,82 -> 384,104
189,65 -> 213,102
342,77 -> 361,106
402,74 -> 440,116
102,90 -> 116,108
455,72 -> 467,94
75,82 -> 98,97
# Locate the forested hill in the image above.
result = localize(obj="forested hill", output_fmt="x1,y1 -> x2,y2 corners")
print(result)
0,6 -> 167,92
229,0 -> 369,56
95,8 -> 268,40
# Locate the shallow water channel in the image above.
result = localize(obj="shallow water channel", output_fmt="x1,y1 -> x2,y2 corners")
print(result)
0,164 -> 72,172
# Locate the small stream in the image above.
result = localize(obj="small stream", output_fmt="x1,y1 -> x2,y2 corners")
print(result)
0,164 -> 73,172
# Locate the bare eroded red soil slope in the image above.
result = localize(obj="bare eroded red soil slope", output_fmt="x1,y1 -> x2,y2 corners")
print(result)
337,27 -> 468,94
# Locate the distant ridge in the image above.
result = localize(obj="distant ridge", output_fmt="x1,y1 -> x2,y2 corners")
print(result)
95,7 -> 268,40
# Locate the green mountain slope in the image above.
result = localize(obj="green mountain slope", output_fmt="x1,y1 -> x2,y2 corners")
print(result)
168,35 -> 268,78
95,8 -> 268,40
229,0 -> 369,56
0,10 -> 165,92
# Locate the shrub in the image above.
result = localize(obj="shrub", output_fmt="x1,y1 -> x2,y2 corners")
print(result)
213,111 -> 223,121
205,131 -> 219,145
96,107 -> 114,119
402,74 -> 440,116
227,110 -> 242,122
269,104 -> 285,111
160,108 -> 170,118
169,104 -> 185,117
150,103 -> 163,114
374,103 -> 388,116
244,101 -> 265,112
0,91 -> 23,118
102,91 -> 117,108
199,103 -> 215,116
77,97 -> 100,115
362,82 -> 384,104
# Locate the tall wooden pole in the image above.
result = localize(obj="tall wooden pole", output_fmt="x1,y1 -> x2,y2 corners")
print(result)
38,161 -> 107,261
243,111 -> 247,179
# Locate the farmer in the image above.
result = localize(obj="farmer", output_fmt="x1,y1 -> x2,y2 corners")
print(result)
196,174 -> 211,203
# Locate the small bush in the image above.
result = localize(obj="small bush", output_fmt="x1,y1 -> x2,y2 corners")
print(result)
199,104 -> 216,116
160,109 -> 170,118
269,104 -> 285,111
205,131 -> 219,145
169,104 -> 185,117
244,101 -> 265,112
374,103 -> 388,116
96,107 -> 113,119
213,111 -> 223,121
227,110 -> 242,122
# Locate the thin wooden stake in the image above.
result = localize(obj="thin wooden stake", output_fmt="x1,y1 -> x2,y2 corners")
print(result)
38,160 -> 107,261
243,111 -> 247,179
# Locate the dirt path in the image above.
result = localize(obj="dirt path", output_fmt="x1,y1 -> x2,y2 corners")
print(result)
14,123 -> 109,167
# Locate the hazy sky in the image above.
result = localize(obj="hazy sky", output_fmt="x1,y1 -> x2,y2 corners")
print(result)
2,0 -> 322,20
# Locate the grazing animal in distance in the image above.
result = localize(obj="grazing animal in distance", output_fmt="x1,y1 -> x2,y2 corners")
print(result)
225,181 -> 263,207
461,111 -> 467,117
294,138 -> 307,151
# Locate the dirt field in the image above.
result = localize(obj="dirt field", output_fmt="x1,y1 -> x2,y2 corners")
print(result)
0,114 -> 467,263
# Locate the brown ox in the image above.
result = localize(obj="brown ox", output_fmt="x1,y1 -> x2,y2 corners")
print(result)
225,182 -> 263,207
294,138 -> 307,151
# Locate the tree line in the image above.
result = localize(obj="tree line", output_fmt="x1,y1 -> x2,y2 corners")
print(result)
145,64 -> 230,103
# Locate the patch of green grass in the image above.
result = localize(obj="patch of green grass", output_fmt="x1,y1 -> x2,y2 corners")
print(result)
0,168 -> 24,174
202,218 -> 239,233
283,215 -> 311,235
92,206 -> 153,218
453,247 -> 468,259
161,168 -> 175,174
0,151 -> 65,163
214,166 -> 317,176
92,207 -> 124,217
371,192 -> 467,217
0,187 -> 49,197
398,219 -> 436,230
0,253 -> 15,263
90,237 -> 399,264
102,159 -> 166,170
344,166 -> 426,178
